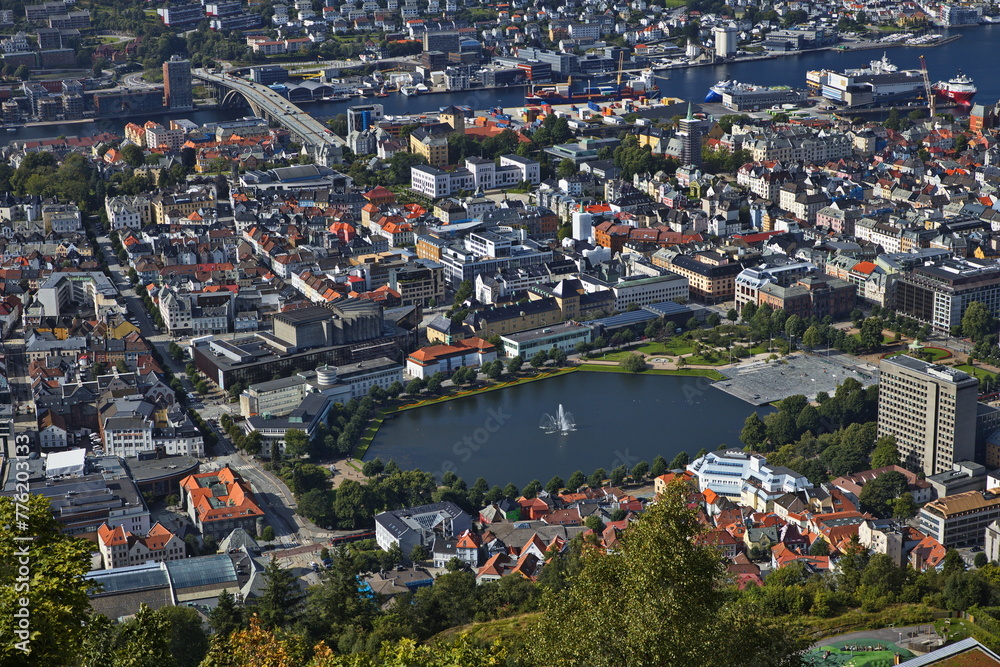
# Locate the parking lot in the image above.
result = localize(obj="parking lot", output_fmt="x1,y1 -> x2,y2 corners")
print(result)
714,353 -> 879,405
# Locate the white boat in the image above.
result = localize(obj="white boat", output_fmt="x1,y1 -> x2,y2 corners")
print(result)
400,85 -> 419,96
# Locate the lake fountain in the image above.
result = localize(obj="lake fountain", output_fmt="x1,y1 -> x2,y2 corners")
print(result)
540,404 -> 576,434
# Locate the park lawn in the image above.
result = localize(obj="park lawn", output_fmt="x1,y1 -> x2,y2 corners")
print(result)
578,364 -> 726,380
684,354 -> 729,366
885,347 -> 951,362
638,340 -> 694,356
591,350 -> 633,361
955,364 -> 997,381
749,344 -> 770,355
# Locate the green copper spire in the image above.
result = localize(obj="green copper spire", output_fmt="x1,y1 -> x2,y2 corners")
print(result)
686,102 -> 693,120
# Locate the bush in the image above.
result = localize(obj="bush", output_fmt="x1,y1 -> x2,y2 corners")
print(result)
619,353 -> 647,373
259,526 -> 275,541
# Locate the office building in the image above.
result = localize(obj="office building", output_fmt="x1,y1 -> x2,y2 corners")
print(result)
919,488 -> 1000,547
677,103 -> 701,167
892,259 -> 1000,333
878,355 -> 978,476
163,55 -> 193,111
347,103 -> 384,134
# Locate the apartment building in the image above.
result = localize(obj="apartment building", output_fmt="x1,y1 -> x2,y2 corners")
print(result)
878,355 -> 978,476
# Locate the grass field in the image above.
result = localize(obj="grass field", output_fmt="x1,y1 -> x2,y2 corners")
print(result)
637,340 -> 695,356
684,354 -> 729,366
884,347 -> 951,362
578,364 -> 726,380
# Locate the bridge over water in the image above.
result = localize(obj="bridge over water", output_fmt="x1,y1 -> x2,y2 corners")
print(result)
192,68 -> 344,164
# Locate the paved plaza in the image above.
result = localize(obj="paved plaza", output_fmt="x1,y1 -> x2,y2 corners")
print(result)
714,353 -> 879,405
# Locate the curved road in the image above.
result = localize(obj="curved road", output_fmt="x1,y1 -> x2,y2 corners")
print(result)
192,68 -> 344,153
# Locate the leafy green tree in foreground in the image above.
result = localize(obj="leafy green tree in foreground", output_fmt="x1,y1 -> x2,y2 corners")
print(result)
524,480 -> 805,667
0,494 -> 94,667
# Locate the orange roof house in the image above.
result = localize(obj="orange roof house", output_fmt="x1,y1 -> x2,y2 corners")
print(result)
363,185 -> 396,206
97,521 -> 185,569
180,466 -> 263,540
405,337 -> 496,379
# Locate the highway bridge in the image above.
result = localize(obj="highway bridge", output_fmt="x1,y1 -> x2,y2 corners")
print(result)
192,68 -> 344,164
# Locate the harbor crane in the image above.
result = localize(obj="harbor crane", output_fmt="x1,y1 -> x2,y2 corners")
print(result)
919,55 -> 936,119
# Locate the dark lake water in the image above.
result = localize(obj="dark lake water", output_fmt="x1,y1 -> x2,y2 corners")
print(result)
9,24 -> 1000,145
364,371 -> 771,487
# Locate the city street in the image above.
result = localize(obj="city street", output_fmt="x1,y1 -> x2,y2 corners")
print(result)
92,225 -> 332,546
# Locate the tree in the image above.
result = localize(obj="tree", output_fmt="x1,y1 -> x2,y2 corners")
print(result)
567,470 -> 586,491
784,314 -> 804,342
892,493 -> 918,520
649,455 -> 668,478
740,412 -> 767,449
610,465 -> 628,487
507,355 -> 524,374
588,468 -> 607,488
406,378 -> 423,395
485,360 -> 503,380
209,589 -> 244,637
809,538 -> 830,557
975,552 -> 989,568
0,494 -> 94,666
522,479 -> 542,499
530,350 -> 549,369
802,325 -> 822,349
870,436 -> 901,468
858,470 -> 909,518
669,451 -> 689,470
157,605 -> 210,667
585,515 -> 606,533
631,461 -> 649,481
120,143 -> 145,168
963,301 -> 997,343
502,482 -> 519,499
858,317 -> 884,351
885,108 -> 901,130
283,429 -> 309,459
727,308 -> 739,323
14,64 -> 29,80
545,475 -> 565,494
362,457 -> 385,478
524,480 -> 804,666
259,525 -> 275,542
619,352 -> 646,373
111,603 -> 175,667
410,544 -> 429,562
453,279 -> 473,306
558,158 -> 577,178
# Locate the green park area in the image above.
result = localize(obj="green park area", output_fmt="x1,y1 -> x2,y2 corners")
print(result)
803,639 -> 914,666
577,364 -> 726,380
883,346 -> 952,363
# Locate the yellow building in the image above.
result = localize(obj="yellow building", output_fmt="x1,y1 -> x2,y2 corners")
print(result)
409,129 -> 451,167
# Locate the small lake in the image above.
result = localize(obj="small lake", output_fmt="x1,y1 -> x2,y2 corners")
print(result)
364,370 -> 772,487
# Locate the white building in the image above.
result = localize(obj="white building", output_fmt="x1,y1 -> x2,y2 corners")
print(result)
610,273 -> 689,310
411,155 -> 541,199
405,337 -> 497,379
687,449 -> 812,501
105,195 -> 151,230
143,123 -> 186,151
97,522 -> 186,569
